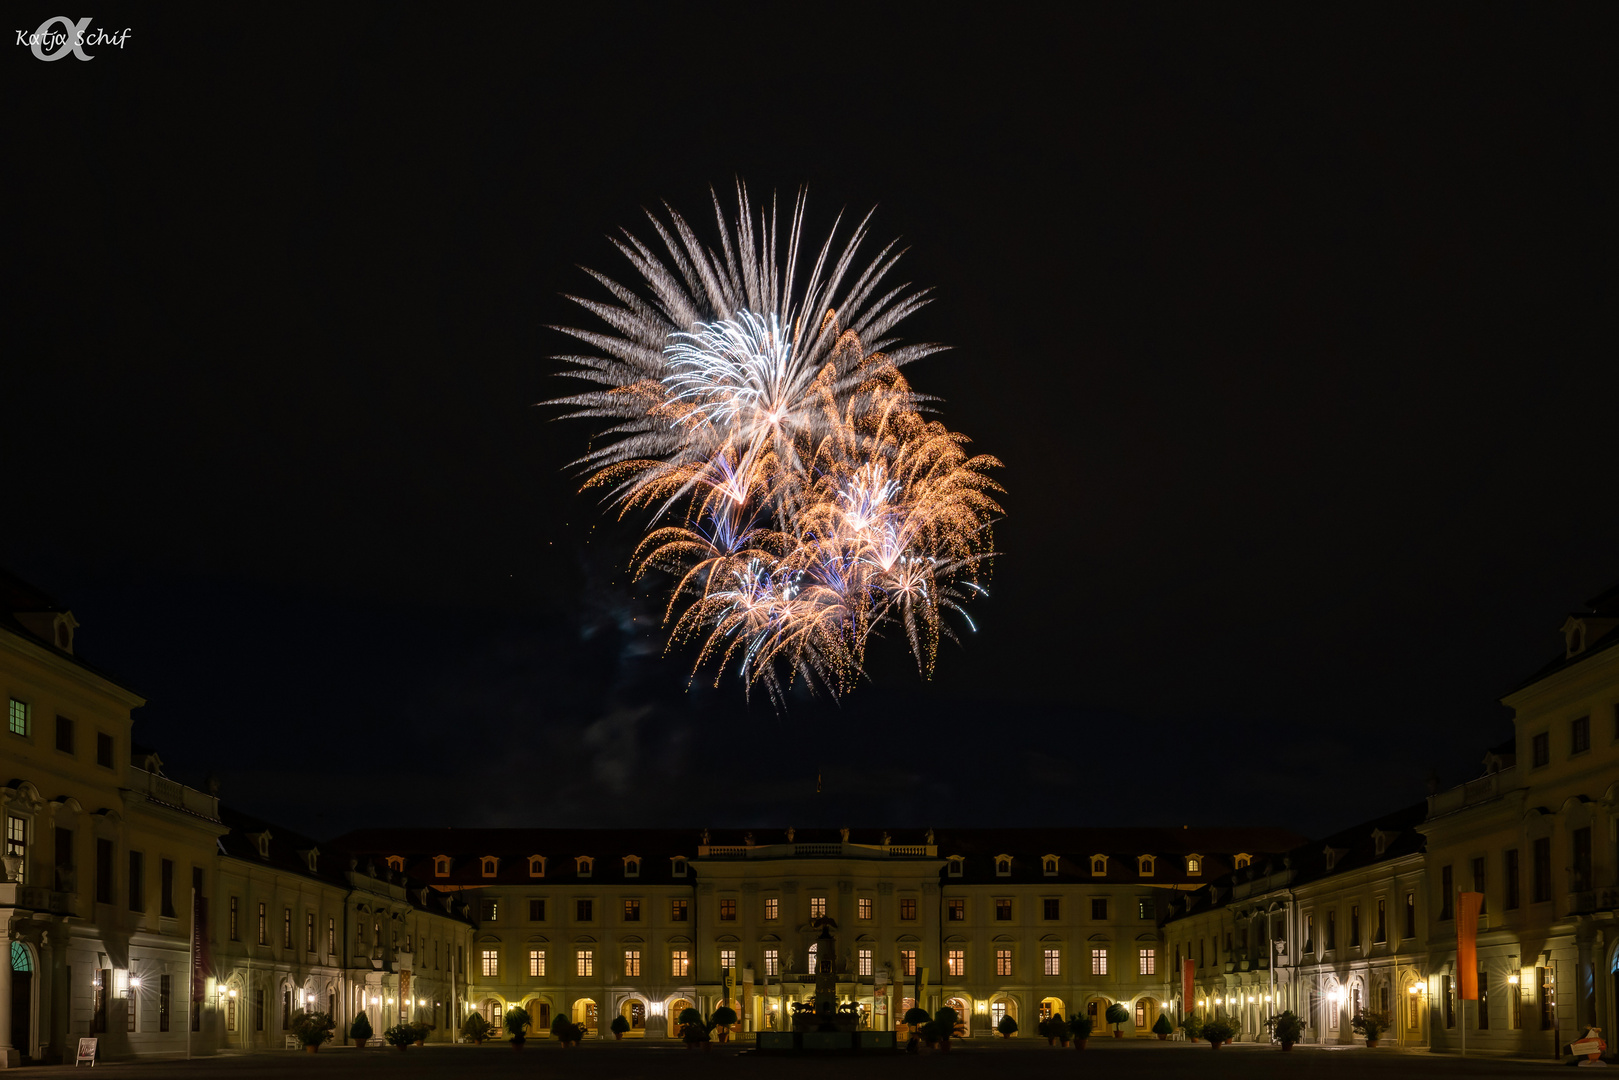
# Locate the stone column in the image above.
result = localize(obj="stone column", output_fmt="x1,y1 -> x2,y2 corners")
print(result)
0,930 -> 17,1067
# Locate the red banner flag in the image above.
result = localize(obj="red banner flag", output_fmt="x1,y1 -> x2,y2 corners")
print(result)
191,891 -> 212,1002
1456,891 -> 1484,1000
1182,958 -> 1195,1008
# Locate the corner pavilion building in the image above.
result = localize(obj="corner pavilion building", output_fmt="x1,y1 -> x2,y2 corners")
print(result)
334,825 -> 1301,1039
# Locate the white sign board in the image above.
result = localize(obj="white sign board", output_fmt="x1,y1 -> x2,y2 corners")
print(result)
75,1037 -> 98,1066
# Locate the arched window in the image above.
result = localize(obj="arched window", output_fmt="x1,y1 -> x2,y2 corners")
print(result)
1234,853 -> 1251,869
480,857 -> 498,878
947,857 -> 964,877
624,856 -> 641,878
995,857 -> 1012,877
576,856 -> 593,878
1186,855 -> 1202,876
1138,855 -> 1155,876
434,856 -> 450,877
528,856 -> 545,878
1042,857 -> 1058,877
386,856 -> 405,873
671,857 -> 688,878
1091,856 -> 1108,876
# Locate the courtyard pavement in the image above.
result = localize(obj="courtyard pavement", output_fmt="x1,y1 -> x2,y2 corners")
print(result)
0,1039 -> 1583,1078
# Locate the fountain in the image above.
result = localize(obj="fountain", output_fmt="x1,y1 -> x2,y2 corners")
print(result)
756,919 -> 895,1053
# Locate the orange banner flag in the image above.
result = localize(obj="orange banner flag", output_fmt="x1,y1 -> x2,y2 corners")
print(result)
1183,958 -> 1195,1009
1456,891 -> 1484,999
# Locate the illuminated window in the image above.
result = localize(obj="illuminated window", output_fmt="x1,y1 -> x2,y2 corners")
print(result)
624,950 -> 640,977
995,898 -> 1012,921
624,899 -> 641,922
1090,949 -> 1107,975
996,949 -> 1012,976
764,897 -> 779,920
901,950 -> 917,977
8,699 -> 29,737
257,903 -> 267,945
947,950 -> 964,977
947,899 -> 964,921
671,899 -> 688,922
305,912 -> 315,952
1186,856 -> 1201,876
481,950 -> 498,977
672,950 -> 690,977
283,908 -> 292,949
763,949 -> 777,976
900,898 -> 917,920
719,948 -> 736,971
482,899 -> 498,922
1139,949 -> 1155,975
719,898 -> 736,921
1044,949 -> 1061,976
490,1002 -> 503,1029
858,897 -> 873,920
528,856 -> 545,877
858,949 -> 872,976
810,896 -> 827,918
576,949 -> 593,976
529,950 -> 545,977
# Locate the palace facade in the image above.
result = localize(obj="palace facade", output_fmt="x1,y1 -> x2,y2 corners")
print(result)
4,566 -> 1617,1063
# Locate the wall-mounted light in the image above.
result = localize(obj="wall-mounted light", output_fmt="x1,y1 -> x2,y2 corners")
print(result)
1507,973 -> 1519,986
229,989 -> 238,999
976,1001 -> 988,1014
1408,985 -> 1420,995
130,977 -> 143,989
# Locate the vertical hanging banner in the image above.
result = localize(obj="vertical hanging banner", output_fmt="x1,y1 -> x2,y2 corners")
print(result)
1182,958 -> 1195,1009
1456,891 -> 1484,999
191,892 -> 210,1002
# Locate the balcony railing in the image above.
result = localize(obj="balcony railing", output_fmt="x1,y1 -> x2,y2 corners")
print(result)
0,882 -> 78,917
128,766 -> 222,822
1568,887 -> 1619,914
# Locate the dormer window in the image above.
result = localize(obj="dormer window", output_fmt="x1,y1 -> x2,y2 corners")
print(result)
480,856 -> 498,878
623,855 -> 641,878
1138,855 -> 1155,877
947,856 -> 964,877
528,855 -> 546,877
306,849 -> 319,873
1186,855 -> 1202,876
995,856 -> 1012,877
1234,853 -> 1251,869
433,856 -> 450,878
386,856 -> 405,873
1042,856 -> 1059,877
1372,831 -> 1390,856
249,831 -> 271,859
576,856 -> 593,878
671,857 -> 688,878
1090,855 -> 1108,877
1323,846 -> 1346,871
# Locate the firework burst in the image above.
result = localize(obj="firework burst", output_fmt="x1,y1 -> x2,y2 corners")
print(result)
550,185 -> 1002,705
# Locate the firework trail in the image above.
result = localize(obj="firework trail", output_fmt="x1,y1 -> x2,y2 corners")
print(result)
550,185 -> 1002,705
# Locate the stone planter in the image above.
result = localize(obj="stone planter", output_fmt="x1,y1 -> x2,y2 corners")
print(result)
1281,1041 -> 1295,1051
353,1038 -> 368,1048
1366,1038 -> 1379,1048
304,1044 -> 318,1054
1112,1030 -> 1123,1039
1074,1038 -> 1088,1050
1158,1034 -> 1168,1041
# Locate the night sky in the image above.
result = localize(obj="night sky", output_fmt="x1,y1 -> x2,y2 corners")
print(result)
7,6 -> 1613,841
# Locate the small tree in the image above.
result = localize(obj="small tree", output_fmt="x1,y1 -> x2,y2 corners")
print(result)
934,1005 -> 960,1047
610,1014 -> 631,1039
1181,1012 -> 1203,1041
1152,1012 -> 1174,1037
903,1005 -> 931,1028
349,1010 -> 373,1044
677,1007 -> 710,1046
1068,1014 -> 1093,1044
461,1011 -> 490,1043
1105,1002 -> 1131,1034
996,1013 -> 1018,1038
711,1004 -> 738,1042
1351,1010 -> 1389,1044
1201,1017 -> 1236,1047
383,1023 -> 416,1049
505,1005 -> 531,1045
1266,1010 -> 1304,1046
291,1010 -> 335,1048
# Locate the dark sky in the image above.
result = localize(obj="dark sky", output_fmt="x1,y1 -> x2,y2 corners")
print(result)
6,6 -> 1613,841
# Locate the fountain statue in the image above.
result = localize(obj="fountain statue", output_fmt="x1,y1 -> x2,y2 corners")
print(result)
791,920 -> 860,1033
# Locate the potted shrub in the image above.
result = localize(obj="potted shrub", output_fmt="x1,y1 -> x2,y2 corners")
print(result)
384,1023 -> 416,1052
610,1014 -> 631,1040
933,1006 -> 960,1051
677,1008 -> 710,1051
1068,1013 -> 1093,1049
291,1010 -> 335,1053
710,1004 -> 738,1044
411,1021 -> 431,1046
996,1013 -> 1018,1039
461,1011 -> 490,1045
1266,1010 -> 1304,1050
551,1013 -> 584,1048
1181,1013 -> 1203,1042
1152,1013 -> 1174,1041
349,1010 -> 373,1048
1105,1002 -> 1130,1038
1351,1010 -> 1389,1048
1201,1018 -> 1236,1048
505,1005 -> 531,1049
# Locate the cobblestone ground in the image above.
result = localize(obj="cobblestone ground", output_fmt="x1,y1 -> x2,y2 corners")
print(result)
2,1040 -> 1579,1078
